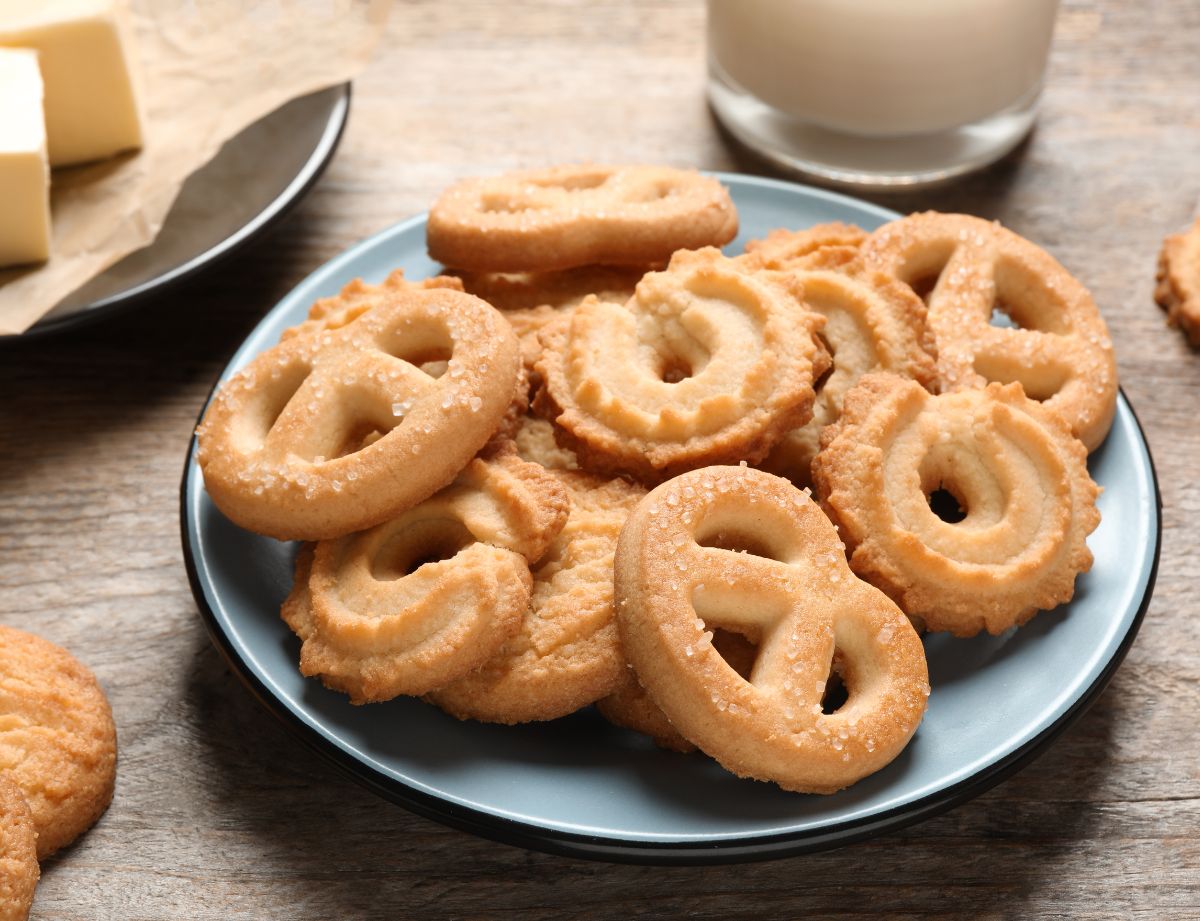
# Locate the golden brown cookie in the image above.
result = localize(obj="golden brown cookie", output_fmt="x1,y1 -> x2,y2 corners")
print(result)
427,164 -> 738,273
428,470 -> 646,724
812,373 -> 1100,637
614,466 -> 929,794
1155,217 -> 1200,346
534,247 -> 830,483
281,449 -> 569,703
0,627 -> 117,859
195,285 -> 522,541
0,777 -> 38,921
860,212 -> 1118,451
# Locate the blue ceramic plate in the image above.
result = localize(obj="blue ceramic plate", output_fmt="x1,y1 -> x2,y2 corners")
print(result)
181,174 -> 1161,864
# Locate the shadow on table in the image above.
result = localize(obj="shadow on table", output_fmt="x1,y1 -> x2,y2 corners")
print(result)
184,632 -> 1121,921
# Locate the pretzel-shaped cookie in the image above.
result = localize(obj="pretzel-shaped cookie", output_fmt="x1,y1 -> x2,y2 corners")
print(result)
860,212 -> 1118,451
812,373 -> 1100,637
427,165 -> 738,273
614,466 -> 929,793
281,450 -> 569,704
534,248 -> 830,483
196,285 -> 522,540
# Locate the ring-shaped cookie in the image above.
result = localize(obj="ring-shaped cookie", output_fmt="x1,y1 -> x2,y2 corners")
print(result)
427,164 -> 738,272
281,450 -> 569,704
860,212 -> 1118,451
614,466 -> 929,794
534,247 -> 830,483
812,373 -> 1100,637
196,286 -> 522,540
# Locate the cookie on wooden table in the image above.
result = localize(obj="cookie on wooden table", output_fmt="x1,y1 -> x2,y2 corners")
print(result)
0,777 -> 38,921
0,626 -> 117,859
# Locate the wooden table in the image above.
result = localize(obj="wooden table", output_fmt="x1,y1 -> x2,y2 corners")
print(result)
2,1 -> 1197,917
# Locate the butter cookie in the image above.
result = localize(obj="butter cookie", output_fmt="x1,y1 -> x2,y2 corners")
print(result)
0,627 -> 117,859
428,164 -> 737,272
535,247 -> 830,483
281,450 -> 569,703
196,285 -> 522,540
812,373 -> 1100,636
860,212 -> 1117,451
614,466 -> 929,793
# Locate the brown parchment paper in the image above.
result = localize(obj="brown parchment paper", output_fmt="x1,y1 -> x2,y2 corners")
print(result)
0,0 -> 388,335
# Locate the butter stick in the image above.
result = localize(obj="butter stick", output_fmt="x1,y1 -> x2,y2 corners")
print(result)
0,48 -> 51,267
0,0 -> 145,168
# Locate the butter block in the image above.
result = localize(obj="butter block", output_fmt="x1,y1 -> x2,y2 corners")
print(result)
0,48 -> 51,267
0,0 -> 144,168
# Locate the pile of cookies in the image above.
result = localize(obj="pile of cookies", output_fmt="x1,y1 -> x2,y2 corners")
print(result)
0,627 -> 117,921
195,164 -> 1116,795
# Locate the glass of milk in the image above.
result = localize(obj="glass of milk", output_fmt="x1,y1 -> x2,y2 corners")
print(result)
707,0 -> 1060,189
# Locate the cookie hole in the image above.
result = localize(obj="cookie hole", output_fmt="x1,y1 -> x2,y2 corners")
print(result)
480,192 -> 532,214
907,271 -> 943,305
379,320 -> 457,376
402,347 -> 452,378
821,662 -> 850,715
629,180 -> 679,202
697,529 -> 781,562
711,628 -> 759,679
331,422 -> 386,460
812,333 -> 835,394
895,242 -> 954,305
658,353 -> 694,383
989,305 -> 1020,329
534,172 -> 609,191
972,353 -> 1070,403
992,256 -> 1073,334
257,365 -> 312,440
927,486 -> 967,524
372,520 -> 473,580
989,296 -> 1071,334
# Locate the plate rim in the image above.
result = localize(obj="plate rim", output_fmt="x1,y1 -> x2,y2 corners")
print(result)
178,173 -> 1162,863
9,83 -> 351,341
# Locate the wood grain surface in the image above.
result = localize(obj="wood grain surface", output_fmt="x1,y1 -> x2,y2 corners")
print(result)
2,1 -> 1198,917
